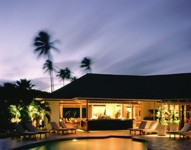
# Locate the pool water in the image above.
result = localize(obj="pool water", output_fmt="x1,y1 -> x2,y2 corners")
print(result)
29,138 -> 147,150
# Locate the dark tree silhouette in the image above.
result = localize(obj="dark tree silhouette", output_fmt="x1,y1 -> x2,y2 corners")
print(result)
43,60 -> 56,92
0,80 -> 50,133
57,67 -> 71,86
15,79 -> 35,90
71,76 -> 77,82
33,31 -> 59,92
33,31 -> 59,60
3,82 -> 16,89
80,57 -> 92,73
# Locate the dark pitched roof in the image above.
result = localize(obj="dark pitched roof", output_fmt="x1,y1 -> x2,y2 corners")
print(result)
51,73 -> 191,100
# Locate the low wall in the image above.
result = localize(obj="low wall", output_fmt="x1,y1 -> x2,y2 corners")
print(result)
87,119 -> 133,130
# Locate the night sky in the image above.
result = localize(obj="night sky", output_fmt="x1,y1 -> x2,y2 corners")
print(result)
0,0 -> 191,92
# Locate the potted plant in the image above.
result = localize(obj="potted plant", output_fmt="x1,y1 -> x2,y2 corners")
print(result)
156,107 -> 168,136
169,110 -> 180,131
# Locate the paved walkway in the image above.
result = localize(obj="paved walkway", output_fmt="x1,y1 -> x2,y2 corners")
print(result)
2,130 -> 191,150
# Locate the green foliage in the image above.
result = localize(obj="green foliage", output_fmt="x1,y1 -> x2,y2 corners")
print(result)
8,105 -> 22,123
20,105 -> 31,122
34,100 -> 51,123
7,100 -> 51,129
156,107 -> 168,125
0,67 -> 50,133
169,110 -> 180,124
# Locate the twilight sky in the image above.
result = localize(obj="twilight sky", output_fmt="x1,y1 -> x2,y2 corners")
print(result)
0,0 -> 191,92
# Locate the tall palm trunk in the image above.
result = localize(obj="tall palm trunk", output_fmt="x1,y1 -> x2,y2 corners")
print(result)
49,70 -> 54,92
33,31 -> 59,92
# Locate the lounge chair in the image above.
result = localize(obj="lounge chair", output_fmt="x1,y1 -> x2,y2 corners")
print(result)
129,120 -> 147,135
167,123 -> 191,139
14,123 -> 37,139
59,121 -> 76,133
50,122 -> 70,135
142,121 -> 158,135
25,122 -> 49,139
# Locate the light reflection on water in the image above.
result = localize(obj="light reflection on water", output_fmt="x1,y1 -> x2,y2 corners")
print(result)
30,138 -> 147,150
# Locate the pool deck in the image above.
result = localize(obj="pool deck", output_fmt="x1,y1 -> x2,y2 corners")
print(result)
4,130 -> 191,150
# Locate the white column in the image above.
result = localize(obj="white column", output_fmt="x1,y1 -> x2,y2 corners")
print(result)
47,101 -> 60,129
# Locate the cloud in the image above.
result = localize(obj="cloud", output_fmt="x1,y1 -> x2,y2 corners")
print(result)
31,77 -> 50,91
97,27 -> 191,75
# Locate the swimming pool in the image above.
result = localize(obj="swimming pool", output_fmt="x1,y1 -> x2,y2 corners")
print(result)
26,137 -> 147,150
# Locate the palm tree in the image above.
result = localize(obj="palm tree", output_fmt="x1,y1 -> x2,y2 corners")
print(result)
15,79 -> 35,90
28,100 -> 51,128
33,31 -> 59,92
80,57 -> 92,73
33,31 -> 59,60
71,76 -> 77,82
36,100 -> 51,126
43,60 -> 56,92
57,67 -> 71,86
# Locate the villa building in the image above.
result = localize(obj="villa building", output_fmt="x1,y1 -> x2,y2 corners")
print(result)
41,73 -> 191,130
